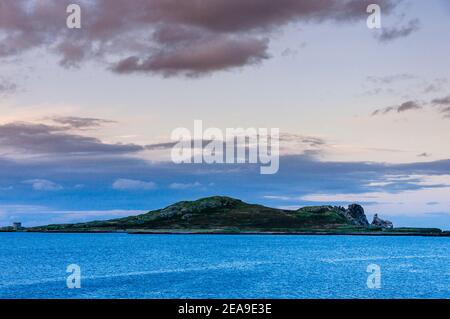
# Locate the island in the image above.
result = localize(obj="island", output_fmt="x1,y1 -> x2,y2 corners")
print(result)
1,196 -> 449,236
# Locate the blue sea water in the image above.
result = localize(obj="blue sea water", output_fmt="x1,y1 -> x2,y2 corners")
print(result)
0,233 -> 449,299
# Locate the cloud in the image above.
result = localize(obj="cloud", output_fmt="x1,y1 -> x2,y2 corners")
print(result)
112,35 -> 269,77
418,153 -> 431,158
169,182 -> 201,190
371,95 -> 450,118
137,0 -> 396,33
0,79 -> 17,96
363,76 -> 449,98
372,100 -> 422,116
371,106 -> 392,116
431,95 -> 450,118
50,116 -> 116,129
22,179 -> 63,191
145,141 -> 178,151
298,174 -> 450,218
112,178 -> 157,190
0,0 -> 397,77
432,95 -> 450,106
426,202 -> 439,206
2,149 -> 450,226
263,195 -> 292,201
363,74 -> 420,96
423,78 -> 448,94
0,205 -> 145,227
366,74 -> 416,84
0,122 -> 144,156
397,100 -> 422,113
144,139 -> 215,151
144,132 -> 327,159
377,18 -> 420,42
279,133 -> 326,147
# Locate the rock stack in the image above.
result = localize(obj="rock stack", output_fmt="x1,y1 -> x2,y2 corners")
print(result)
371,214 -> 393,229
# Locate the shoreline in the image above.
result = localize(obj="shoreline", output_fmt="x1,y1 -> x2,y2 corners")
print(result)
127,231 -> 450,237
1,230 -> 449,237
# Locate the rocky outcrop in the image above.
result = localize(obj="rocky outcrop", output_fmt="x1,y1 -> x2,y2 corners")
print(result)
298,204 -> 370,227
371,214 -> 393,229
340,204 -> 370,227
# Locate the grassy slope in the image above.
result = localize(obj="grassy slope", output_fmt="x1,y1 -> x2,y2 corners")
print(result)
29,197 -> 364,232
26,196 -> 446,235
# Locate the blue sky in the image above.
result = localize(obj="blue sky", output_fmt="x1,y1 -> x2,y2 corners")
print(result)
1,0 -> 450,228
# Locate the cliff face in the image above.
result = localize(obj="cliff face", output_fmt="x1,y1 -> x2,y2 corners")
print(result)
342,204 -> 370,227
28,196 -> 381,232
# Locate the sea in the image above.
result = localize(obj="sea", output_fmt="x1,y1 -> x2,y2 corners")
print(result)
0,232 -> 449,299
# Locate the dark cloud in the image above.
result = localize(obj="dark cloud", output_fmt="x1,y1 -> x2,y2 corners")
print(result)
50,116 -> 116,129
279,133 -> 326,147
371,95 -> 450,118
112,36 -> 269,76
366,74 -> 416,84
2,150 -> 450,200
0,79 -> 17,96
372,100 -> 422,116
0,0 -> 397,77
0,0 -> 67,55
397,100 -> 422,112
145,141 -> 178,151
138,0 -> 396,32
2,147 -> 450,226
432,95 -> 450,106
55,41 -> 87,68
371,106 -> 394,116
0,122 -> 144,155
418,153 -> 431,158
377,18 -> 420,42
423,78 -> 448,94
431,95 -> 450,118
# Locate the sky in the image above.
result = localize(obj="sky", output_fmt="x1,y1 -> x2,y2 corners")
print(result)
1,0 -> 450,228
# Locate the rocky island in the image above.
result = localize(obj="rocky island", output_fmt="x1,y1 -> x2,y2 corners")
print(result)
2,196 -> 448,236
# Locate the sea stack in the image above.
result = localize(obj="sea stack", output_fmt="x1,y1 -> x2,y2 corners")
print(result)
371,214 -> 393,229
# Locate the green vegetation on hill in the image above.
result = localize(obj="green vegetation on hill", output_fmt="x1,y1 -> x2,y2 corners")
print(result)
18,196 -> 447,236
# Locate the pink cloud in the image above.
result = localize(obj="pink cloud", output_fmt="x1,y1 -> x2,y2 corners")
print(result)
0,0 -> 397,76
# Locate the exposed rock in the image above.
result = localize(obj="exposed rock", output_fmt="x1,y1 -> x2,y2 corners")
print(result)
371,214 -> 393,229
341,204 -> 369,227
